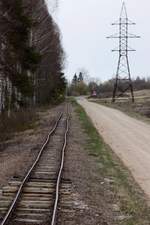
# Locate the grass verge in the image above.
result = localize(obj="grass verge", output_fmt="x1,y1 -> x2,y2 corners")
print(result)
71,98 -> 150,225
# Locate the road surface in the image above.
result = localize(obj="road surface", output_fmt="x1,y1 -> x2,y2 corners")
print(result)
77,97 -> 150,199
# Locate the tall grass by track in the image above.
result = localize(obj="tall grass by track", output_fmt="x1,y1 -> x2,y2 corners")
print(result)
0,100 -> 65,146
0,109 -> 37,144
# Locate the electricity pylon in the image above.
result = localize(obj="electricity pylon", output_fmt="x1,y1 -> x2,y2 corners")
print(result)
107,2 -> 140,102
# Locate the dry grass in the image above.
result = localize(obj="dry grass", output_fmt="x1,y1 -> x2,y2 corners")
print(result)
89,89 -> 150,122
0,109 -> 37,143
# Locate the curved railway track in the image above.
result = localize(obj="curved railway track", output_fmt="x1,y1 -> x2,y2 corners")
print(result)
0,104 -> 71,225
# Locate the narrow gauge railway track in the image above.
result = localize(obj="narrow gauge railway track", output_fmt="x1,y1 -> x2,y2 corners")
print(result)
0,105 -> 71,225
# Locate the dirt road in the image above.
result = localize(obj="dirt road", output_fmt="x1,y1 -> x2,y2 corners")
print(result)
77,97 -> 150,200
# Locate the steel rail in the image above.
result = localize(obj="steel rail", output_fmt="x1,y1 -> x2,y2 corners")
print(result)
51,112 -> 70,225
1,112 -> 63,225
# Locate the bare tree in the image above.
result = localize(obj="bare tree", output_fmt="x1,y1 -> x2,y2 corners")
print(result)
0,0 -> 66,113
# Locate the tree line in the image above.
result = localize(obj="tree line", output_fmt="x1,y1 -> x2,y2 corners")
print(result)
95,77 -> 150,97
67,72 -> 88,96
0,0 -> 66,115
68,73 -> 150,97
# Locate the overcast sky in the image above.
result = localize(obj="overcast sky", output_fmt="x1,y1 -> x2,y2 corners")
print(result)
48,0 -> 150,82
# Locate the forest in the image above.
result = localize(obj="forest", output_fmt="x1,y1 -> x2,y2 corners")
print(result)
0,0 -> 66,116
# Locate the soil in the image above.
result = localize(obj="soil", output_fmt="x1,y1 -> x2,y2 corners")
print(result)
91,89 -> 150,119
77,97 -> 150,202
0,103 -> 125,225
0,104 -> 64,188
58,106 -> 116,225
1,101 -> 149,225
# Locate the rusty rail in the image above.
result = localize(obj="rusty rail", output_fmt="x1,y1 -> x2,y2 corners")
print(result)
1,112 -> 63,225
51,111 -> 70,225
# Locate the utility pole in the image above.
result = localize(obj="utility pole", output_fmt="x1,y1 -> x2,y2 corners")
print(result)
107,2 -> 140,103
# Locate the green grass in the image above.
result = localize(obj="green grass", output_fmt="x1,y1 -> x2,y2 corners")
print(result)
71,98 -> 150,225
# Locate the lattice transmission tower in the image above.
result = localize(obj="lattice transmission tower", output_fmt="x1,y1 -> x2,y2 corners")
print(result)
107,2 -> 140,102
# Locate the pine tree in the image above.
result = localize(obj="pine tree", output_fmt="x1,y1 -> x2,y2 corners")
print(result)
78,72 -> 83,82
72,74 -> 78,86
0,0 -> 66,112
0,0 -> 41,111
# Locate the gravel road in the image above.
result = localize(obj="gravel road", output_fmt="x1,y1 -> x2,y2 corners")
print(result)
77,97 -> 150,200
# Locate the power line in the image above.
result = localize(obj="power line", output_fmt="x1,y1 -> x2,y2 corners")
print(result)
107,1 -> 140,102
